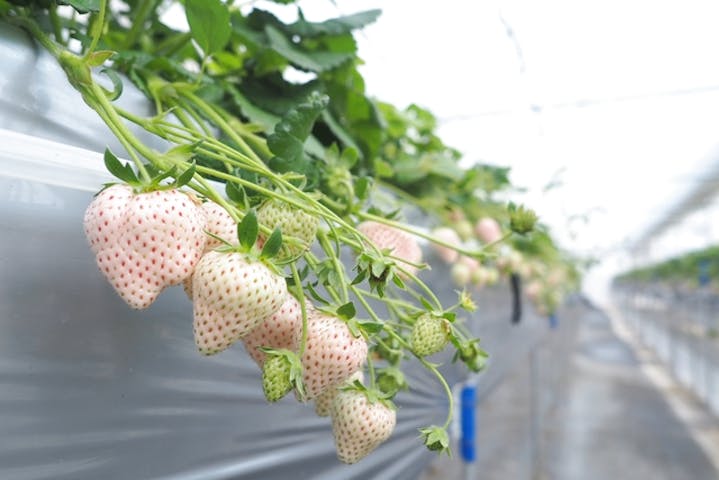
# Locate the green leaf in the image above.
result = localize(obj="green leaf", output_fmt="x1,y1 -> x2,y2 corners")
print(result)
225,182 -> 246,204
336,301 -> 356,321
99,69 -> 123,101
289,9 -> 381,37
355,177 -> 372,201
87,50 -> 115,67
264,25 -> 355,72
238,209 -> 259,250
175,162 -> 196,187
228,86 -> 281,132
57,0 -> 100,13
103,148 -> 138,184
267,92 -> 329,175
374,158 -> 393,177
351,268 -> 367,285
306,282 -> 330,305
186,0 -> 231,56
321,111 -> 363,155
260,228 -> 283,259
357,319 -> 384,335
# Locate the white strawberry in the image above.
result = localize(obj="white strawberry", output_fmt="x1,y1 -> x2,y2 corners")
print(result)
357,221 -> 423,278
301,310 -> 367,400
430,227 -> 461,263
83,184 -> 207,309
183,201 -> 237,298
451,262 -> 472,287
200,201 -> 237,251
242,295 -> 303,367
475,217 -> 502,244
331,388 -> 396,464
315,371 -> 364,417
192,250 -> 287,355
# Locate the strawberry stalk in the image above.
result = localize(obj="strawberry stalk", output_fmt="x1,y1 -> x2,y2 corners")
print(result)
82,0 -> 107,60
289,261 -> 309,359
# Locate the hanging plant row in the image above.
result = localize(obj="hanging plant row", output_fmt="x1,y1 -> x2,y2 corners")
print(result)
0,0 -> 580,464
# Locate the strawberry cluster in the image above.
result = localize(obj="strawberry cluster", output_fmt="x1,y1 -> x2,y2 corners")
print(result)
82,186 -> 413,464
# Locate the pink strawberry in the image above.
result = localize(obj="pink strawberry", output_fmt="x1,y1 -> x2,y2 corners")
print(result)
357,221 -> 423,278
192,250 -> 287,355
182,201 -> 237,298
331,389 -> 396,464
315,370 -> 364,417
83,184 -> 207,309
430,227 -> 461,263
242,295 -> 303,366
301,310 -> 367,400
475,217 -> 502,244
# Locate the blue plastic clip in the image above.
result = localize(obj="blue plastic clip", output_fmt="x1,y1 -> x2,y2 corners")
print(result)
460,384 -> 476,462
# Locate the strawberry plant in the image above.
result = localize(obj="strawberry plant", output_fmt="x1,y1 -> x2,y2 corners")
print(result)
0,0 -> 581,464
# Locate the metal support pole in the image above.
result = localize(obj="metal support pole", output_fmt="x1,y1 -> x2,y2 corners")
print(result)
529,346 -> 541,480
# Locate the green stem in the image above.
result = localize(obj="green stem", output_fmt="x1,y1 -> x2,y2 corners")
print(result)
155,32 -> 192,56
181,91 -> 263,164
317,230 -> 348,302
304,253 -> 343,304
86,83 -> 153,181
291,262 -> 309,357
358,211 -> 488,260
483,231 -> 513,250
176,98 -> 215,137
386,328 -> 454,429
122,0 -> 157,49
48,5 -> 64,44
84,0 -> 107,58
6,14 -> 61,57
87,97 -> 148,179
366,351 -> 376,389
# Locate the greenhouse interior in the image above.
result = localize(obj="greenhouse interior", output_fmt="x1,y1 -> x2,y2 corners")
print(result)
1,1 -> 719,479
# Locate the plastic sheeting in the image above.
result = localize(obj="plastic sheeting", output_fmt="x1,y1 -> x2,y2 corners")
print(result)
0,25 -> 168,156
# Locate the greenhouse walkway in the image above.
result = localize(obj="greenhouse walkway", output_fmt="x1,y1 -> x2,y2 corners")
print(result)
421,298 -> 719,480
545,304 -> 719,480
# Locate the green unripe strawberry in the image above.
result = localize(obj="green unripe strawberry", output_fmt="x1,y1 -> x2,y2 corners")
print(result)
410,314 -> 450,357
262,354 -> 292,402
261,349 -> 306,402
257,199 -> 319,260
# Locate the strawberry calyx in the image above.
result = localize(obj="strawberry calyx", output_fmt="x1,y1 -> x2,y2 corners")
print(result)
376,366 -> 408,399
207,208 -> 285,275
339,380 -> 396,411
316,302 -> 384,340
418,425 -> 450,455
102,147 -> 197,194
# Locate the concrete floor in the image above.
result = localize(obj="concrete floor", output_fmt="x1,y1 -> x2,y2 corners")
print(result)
421,299 -> 719,480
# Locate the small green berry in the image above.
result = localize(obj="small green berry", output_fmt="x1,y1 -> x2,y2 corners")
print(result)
410,314 -> 450,357
262,354 -> 292,402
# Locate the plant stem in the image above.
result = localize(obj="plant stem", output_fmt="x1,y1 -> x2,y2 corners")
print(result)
122,0 -> 157,49
317,230 -> 349,302
385,328 -> 454,429
48,5 -> 64,44
291,262 -> 309,357
181,91 -> 263,164
84,0 -> 107,58
358,210 -> 488,260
